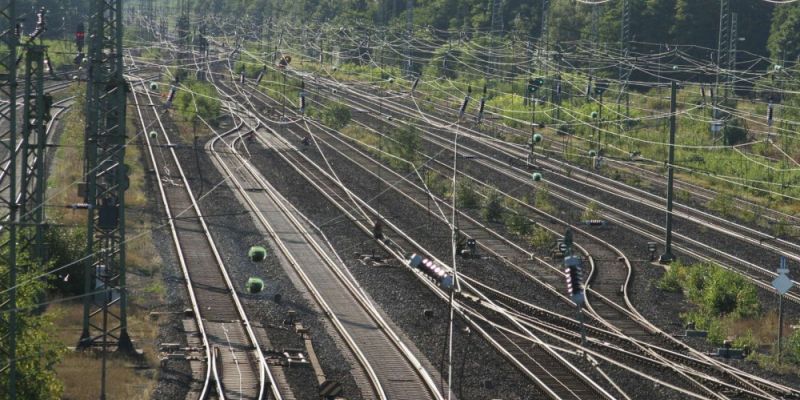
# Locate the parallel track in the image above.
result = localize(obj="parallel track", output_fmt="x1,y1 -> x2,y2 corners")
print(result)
131,77 -> 280,400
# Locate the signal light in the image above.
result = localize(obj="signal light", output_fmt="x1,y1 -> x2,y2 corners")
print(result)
564,255 -> 584,304
527,77 -> 544,94
76,23 -> 85,52
408,253 -> 454,289
42,93 -> 53,122
255,66 -> 266,85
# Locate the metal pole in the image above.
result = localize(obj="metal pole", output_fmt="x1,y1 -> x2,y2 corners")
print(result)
578,306 -> 587,346
778,294 -> 784,363
659,81 -> 677,263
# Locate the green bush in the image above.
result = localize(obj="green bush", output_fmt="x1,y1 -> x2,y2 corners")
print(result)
534,187 -> 555,214
662,262 -> 761,324
455,179 -> 479,209
786,328 -> 800,365
389,124 -> 421,169
505,210 -> 532,236
529,225 -> 555,250
320,102 -> 351,130
482,189 -> 504,222
722,118 -> 748,146
581,201 -> 601,220
174,80 -> 221,123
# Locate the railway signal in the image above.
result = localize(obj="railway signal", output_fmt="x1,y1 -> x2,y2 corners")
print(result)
594,80 -> 608,96
408,253 -> 454,290
564,252 -> 587,346
75,22 -> 85,52
564,256 -> 584,302
767,102 -> 774,127
527,77 -> 544,96
299,81 -> 306,114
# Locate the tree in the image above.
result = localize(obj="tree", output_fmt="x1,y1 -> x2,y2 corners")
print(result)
768,3 -> 800,62
0,233 -> 65,400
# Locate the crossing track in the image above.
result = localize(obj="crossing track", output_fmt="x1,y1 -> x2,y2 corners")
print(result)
308,74 -> 800,307
284,75 -> 799,399
207,115 -> 444,400
129,76 -> 282,400
131,39 -> 800,396
210,57 -> 798,399
199,68 -> 626,399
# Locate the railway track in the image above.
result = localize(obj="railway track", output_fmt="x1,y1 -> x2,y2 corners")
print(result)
217,60 -> 798,399
130,77 -> 281,400
202,68 -> 650,399
315,74 -> 800,306
205,85 -> 445,399
136,43 -> 792,396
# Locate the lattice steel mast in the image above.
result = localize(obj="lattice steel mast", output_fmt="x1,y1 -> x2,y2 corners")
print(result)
0,2 -> 20,397
78,0 -> 133,355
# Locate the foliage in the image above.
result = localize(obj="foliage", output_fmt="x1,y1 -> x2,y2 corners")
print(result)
0,232 -> 65,400
45,227 -> 87,295
173,80 -> 221,124
581,201 -> 601,221
722,118 -> 748,146
768,3 -> 800,62
533,187 -> 555,214
481,189 -> 504,223
504,209 -> 531,236
455,179 -> 479,209
786,327 -> 800,366
659,262 -> 761,319
389,124 -> 421,169
319,102 -> 352,131
529,225 -> 554,250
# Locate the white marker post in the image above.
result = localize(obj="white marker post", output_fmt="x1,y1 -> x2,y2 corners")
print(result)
772,256 -> 793,363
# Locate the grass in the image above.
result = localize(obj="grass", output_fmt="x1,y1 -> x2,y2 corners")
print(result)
45,97 -> 167,397
659,262 -> 800,372
50,303 -> 158,400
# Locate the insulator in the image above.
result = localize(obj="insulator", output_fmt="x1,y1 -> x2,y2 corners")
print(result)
458,95 -> 470,119
476,98 -> 486,123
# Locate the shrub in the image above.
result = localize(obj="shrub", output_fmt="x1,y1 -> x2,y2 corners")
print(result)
581,201 -> 601,220
529,225 -> 555,250
455,179 -> 479,209
534,187 -> 555,214
505,210 -> 532,236
723,118 -> 748,146
320,102 -> 351,130
482,189 -> 504,222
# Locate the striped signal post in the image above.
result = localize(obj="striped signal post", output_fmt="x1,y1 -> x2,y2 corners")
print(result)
563,229 -> 586,346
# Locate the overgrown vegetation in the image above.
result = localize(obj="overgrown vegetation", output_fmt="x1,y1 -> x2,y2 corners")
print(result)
658,262 -> 800,368
318,101 -> 351,130
581,201 -> 601,221
481,189 -> 504,223
173,79 -> 222,124
455,179 -> 479,209
0,233 -> 66,400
